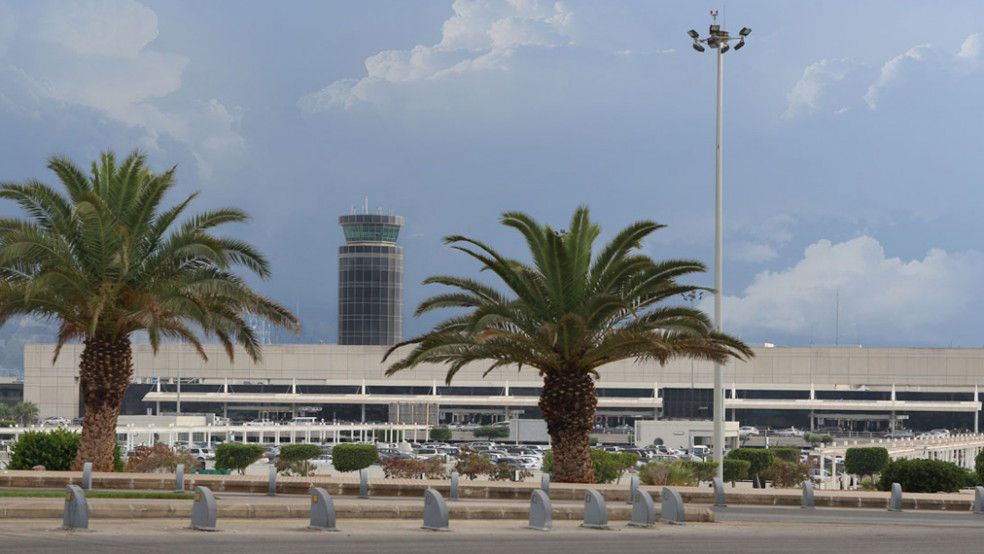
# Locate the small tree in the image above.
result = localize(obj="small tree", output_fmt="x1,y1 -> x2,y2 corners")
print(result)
429,427 -> 453,442
766,460 -> 815,488
723,459 -> 751,485
215,443 -> 265,475
804,433 -> 833,448
276,444 -> 323,476
8,429 -> 79,470
12,402 -> 39,426
125,443 -> 194,473
845,447 -> 890,483
332,444 -> 378,472
454,447 -> 496,480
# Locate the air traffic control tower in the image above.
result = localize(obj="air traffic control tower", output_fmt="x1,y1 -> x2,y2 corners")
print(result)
338,211 -> 405,345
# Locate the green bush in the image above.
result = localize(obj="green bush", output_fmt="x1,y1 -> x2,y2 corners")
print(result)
278,444 -> 322,462
723,459 -> 751,484
429,428 -> 452,442
804,433 -> 833,447
766,460 -> 814,488
677,460 -> 719,483
0,419 -> 17,427
454,447 -> 496,479
974,449 -> 984,485
770,448 -> 800,463
8,429 -> 80,470
214,443 -> 265,475
638,461 -> 695,486
877,459 -> 965,493
472,426 -> 509,439
380,457 -> 448,479
845,447 -> 889,481
332,444 -> 378,472
726,448 -> 775,486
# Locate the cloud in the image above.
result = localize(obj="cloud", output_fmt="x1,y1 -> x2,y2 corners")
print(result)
783,58 -> 855,119
727,214 -> 796,263
718,236 -> 984,344
0,2 -> 17,57
0,0 -> 245,177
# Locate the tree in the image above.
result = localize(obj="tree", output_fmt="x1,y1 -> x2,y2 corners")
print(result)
215,443 -> 265,475
0,151 -> 300,471
11,401 -> 39,425
845,447 -> 889,483
385,208 -> 751,482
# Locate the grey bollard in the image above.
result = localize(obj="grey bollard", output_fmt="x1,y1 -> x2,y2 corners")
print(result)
309,487 -> 338,531
581,489 -> 609,529
628,490 -> 655,528
712,478 -> 726,507
359,468 -> 369,499
627,475 -> 639,505
175,464 -> 185,493
660,486 -> 686,525
268,464 -> 277,496
81,462 -> 93,491
888,482 -> 902,512
191,486 -> 218,531
801,481 -> 815,509
62,485 -> 89,530
421,489 -> 450,531
540,473 -> 550,494
975,486 -> 984,514
450,472 -> 459,501
527,489 -> 552,531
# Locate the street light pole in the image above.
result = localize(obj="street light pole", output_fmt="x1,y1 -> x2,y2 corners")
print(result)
688,12 -> 751,481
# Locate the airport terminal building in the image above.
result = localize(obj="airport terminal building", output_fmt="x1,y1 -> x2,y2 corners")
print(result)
22,344 -> 984,434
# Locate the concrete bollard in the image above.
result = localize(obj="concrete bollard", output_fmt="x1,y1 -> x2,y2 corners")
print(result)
712,478 -> 727,507
581,489 -> 609,529
628,490 -> 655,528
191,486 -> 218,531
540,473 -> 550,494
627,475 -> 639,505
450,472 -> 459,501
975,486 -> 984,514
81,462 -> 93,491
802,481 -> 815,509
267,464 -> 277,496
660,486 -> 686,525
422,489 -> 450,531
359,468 -> 369,499
888,482 -> 902,512
175,464 -> 185,493
309,487 -> 338,531
527,489 -> 552,531
62,485 -> 89,530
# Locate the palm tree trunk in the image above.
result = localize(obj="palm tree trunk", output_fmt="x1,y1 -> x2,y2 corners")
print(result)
539,370 -> 597,483
71,335 -> 132,471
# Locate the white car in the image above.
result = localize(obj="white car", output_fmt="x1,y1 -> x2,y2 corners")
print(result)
187,447 -> 215,461
773,427 -> 804,437
244,419 -> 275,426
41,417 -> 71,426
311,454 -> 333,466
739,426 -> 760,436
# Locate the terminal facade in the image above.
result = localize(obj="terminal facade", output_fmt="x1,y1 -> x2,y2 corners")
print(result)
22,343 -> 984,435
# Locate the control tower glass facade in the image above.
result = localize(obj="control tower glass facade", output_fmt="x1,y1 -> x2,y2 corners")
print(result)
338,214 -> 404,345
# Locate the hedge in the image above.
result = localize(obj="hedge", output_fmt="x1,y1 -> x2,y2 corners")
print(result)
215,443 -> 265,475
472,426 -> 509,439
726,448 -> 775,477
877,459 -> 965,493
332,444 -> 378,472
770,448 -> 800,463
723,459 -> 751,484
845,447 -> 889,480
429,428 -> 452,442
8,429 -> 80,470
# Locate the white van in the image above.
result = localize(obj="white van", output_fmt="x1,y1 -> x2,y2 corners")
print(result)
290,416 -> 318,425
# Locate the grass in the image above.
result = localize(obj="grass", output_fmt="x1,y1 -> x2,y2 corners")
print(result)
0,491 -> 195,499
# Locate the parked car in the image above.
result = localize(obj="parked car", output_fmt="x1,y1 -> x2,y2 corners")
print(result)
773,427 -> 804,437
311,454 -> 333,466
739,426 -> 760,436
245,419 -> 275,426
187,447 -> 215,461
41,417 -> 71,426
414,448 -> 446,461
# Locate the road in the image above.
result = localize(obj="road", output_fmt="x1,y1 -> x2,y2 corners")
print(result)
3,517 -> 984,554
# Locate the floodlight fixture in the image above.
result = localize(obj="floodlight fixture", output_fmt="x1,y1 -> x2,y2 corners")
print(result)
733,40 -> 745,51
688,29 -> 699,39
720,44 -> 730,53
693,43 -> 705,52
739,27 -> 752,37
707,37 -> 719,48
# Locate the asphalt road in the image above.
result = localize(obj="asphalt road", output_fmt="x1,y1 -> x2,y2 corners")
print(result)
3,518 -> 984,554
714,506 -> 984,528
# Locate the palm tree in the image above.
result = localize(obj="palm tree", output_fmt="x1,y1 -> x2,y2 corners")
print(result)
385,208 -> 752,483
12,401 -> 39,426
0,151 -> 300,471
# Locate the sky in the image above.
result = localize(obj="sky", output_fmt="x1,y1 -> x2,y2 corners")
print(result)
1,0 -> 983,374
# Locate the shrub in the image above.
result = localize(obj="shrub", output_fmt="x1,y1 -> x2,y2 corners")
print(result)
429,428 -> 452,442
726,448 -> 775,486
279,444 -> 322,462
0,419 -> 17,427
8,429 -> 80,470
380,457 -> 448,479
125,443 -> 195,473
332,444 -> 378,472
804,433 -> 833,447
472,426 -> 509,439
543,449 -> 635,484
486,462 -> 532,482
877,459 -> 965,493
454,447 -> 496,479
766,460 -> 815,488
215,443 -> 265,475
770,448 -> 800,463
723,459 -> 751,484
678,460 -> 719,483
638,461 -> 697,487
845,447 -> 889,481
974,449 -> 984,485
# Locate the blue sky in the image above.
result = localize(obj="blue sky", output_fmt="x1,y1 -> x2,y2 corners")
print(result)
1,0 -> 983,373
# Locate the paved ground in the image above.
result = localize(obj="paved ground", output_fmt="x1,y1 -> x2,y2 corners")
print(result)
2,518 -> 984,554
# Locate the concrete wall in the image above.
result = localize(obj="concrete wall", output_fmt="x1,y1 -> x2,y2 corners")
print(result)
634,420 -> 741,451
